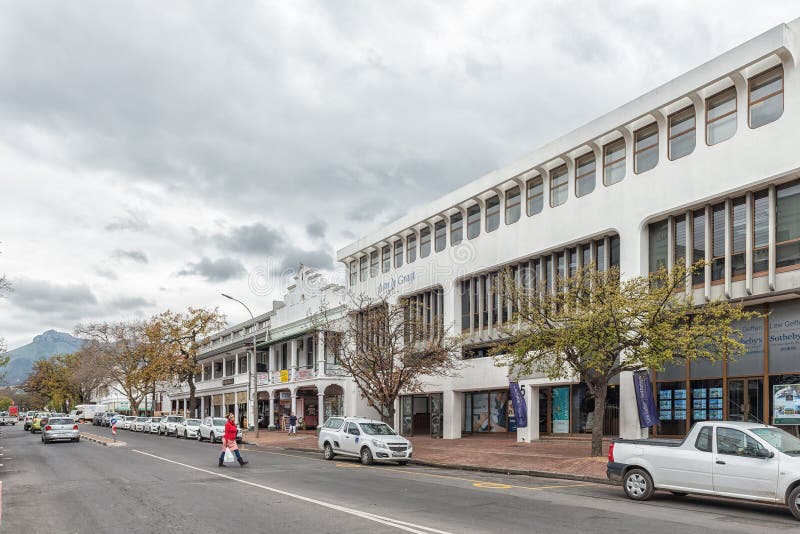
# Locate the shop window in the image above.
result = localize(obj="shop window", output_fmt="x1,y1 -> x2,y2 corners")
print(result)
575,153 -> 596,197
381,245 -> 391,273
485,195 -> 500,233
369,251 -> 378,278
450,213 -> 463,245
571,383 -> 594,434
692,209 -> 706,286
505,186 -> 521,224
749,66 -> 783,129
462,390 -> 509,433
711,203 -> 725,282
419,227 -> 431,258
467,205 -> 481,239
394,240 -> 403,268
550,166 -> 568,207
690,379 -> 723,425
603,139 -> 625,186
526,176 -> 544,215
407,233 -> 417,263
727,378 -> 763,423
753,190 -> 769,274
434,220 -> 446,252
668,106 -> 696,160
731,197 -> 746,278
648,220 -> 668,274
776,181 -> 800,269
769,375 -> 800,431
706,87 -> 737,145
634,123 -> 658,174
359,256 -> 367,282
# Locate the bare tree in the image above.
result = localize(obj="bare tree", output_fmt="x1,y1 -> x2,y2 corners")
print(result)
315,293 -> 460,423
0,274 -> 12,377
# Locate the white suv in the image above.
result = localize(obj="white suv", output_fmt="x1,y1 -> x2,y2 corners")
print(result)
318,417 -> 412,465
197,417 -> 242,444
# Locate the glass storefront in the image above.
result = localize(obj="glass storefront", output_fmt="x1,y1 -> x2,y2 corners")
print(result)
463,390 -> 510,433
400,393 -> 443,438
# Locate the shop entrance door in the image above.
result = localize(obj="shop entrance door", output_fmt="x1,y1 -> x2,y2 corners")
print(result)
728,378 -> 764,423
412,396 -> 431,436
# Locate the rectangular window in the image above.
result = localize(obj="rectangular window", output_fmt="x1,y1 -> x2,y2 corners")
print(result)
711,203 -> 725,282
674,216 -> 686,268
557,253 -> 565,283
394,240 -> 403,268
568,248 -> 577,278
467,205 -> 481,239
582,244 -> 590,271
434,220 -> 446,252
668,106 -> 696,160
596,240 -> 606,272
359,256 -> 368,282
349,261 -> 357,286
505,186 -> 521,224
603,139 -> 625,186
731,197 -> 746,278
485,195 -> 500,232
381,245 -> 391,273
544,255 -> 553,293
481,275 -> 488,327
370,251 -> 379,278
753,190 -> 769,274
610,235 -> 620,268
749,66 -> 783,129
575,154 -> 596,197
706,87 -> 737,145
407,234 -> 417,263
634,124 -> 658,174
526,176 -> 544,215
450,213 -> 463,245
550,165 -> 568,207
692,209 -> 706,286
419,227 -> 431,258
649,220 -> 668,273
472,276 -> 479,328
776,180 -> 800,269
460,280 -> 471,331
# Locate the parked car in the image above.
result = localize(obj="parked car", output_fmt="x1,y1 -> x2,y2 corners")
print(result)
23,412 -> 35,431
176,418 -> 201,439
41,417 -> 80,444
93,412 -> 105,426
0,411 -> 17,426
607,421 -> 800,520
197,417 -> 242,444
158,415 -> 185,436
18,411 -> 28,422
132,417 -> 149,432
146,417 -> 161,434
318,417 -> 411,465
101,413 -> 120,427
122,416 -> 137,430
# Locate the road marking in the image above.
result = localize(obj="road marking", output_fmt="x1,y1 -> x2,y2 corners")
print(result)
472,482 -> 512,489
335,463 -> 361,468
132,450 -> 451,534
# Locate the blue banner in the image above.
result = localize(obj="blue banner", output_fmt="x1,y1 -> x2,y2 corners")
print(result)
508,382 -> 527,428
633,370 -> 659,428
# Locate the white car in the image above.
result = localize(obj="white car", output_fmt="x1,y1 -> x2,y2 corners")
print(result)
158,415 -> 185,436
145,417 -> 160,434
175,418 -> 201,439
132,417 -> 149,432
318,417 -> 412,465
197,417 -> 242,444
122,416 -> 137,430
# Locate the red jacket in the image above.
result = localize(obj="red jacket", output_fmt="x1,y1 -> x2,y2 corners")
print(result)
224,420 -> 238,441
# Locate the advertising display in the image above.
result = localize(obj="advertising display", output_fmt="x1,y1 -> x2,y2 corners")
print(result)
551,387 -> 569,433
773,383 -> 800,424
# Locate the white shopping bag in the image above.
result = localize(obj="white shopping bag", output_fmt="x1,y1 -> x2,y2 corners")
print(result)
224,448 -> 235,463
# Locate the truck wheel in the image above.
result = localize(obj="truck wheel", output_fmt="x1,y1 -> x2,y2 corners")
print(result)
623,468 -> 654,501
323,443 -> 335,461
360,447 -> 374,466
788,485 -> 800,520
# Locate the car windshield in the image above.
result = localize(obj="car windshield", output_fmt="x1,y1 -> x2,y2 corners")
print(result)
359,423 -> 396,436
212,418 -> 227,426
185,419 -> 200,425
751,427 -> 800,455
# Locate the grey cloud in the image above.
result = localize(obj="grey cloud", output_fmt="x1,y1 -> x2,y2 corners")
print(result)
278,246 -> 334,272
9,277 -> 98,317
306,220 -> 327,239
177,257 -> 247,282
211,223 -> 285,255
105,209 -> 149,232
111,249 -> 148,264
94,267 -> 118,280
108,296 -> 155,310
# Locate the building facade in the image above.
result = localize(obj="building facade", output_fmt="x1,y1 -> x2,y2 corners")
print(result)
337,19 -> 800,441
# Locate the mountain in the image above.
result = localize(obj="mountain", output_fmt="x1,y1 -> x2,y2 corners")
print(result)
1,330 -> 86,385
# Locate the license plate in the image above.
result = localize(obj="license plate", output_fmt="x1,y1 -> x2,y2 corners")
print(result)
392,452 -> 406,457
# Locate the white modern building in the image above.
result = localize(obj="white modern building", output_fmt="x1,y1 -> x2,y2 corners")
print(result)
337,18 -> 800,441
166,266 -> 379,430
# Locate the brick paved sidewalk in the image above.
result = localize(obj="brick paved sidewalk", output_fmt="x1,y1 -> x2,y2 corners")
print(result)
243,430 -> 609,481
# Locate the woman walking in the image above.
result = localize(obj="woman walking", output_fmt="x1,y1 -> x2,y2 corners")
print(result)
219,413 -> 248,467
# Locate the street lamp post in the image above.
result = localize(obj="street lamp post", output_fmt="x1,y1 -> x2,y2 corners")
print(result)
222,293 -> 260,438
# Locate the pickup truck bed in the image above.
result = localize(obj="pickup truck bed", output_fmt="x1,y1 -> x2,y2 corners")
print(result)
613,438 -> 684,447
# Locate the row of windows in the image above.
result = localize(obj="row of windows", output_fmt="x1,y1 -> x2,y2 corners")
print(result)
459,235 -> 620,336
349,66 -> 784,286
648,177 -> 800,285
401,288 -> 445,343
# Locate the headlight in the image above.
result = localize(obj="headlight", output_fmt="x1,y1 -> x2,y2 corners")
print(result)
371,439 -> 388,449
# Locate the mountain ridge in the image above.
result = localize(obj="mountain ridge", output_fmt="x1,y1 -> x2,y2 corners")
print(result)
1,329 -> 86,385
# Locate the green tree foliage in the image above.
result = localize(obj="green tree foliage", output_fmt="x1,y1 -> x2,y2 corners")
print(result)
495,262 -> 760,456
0,395 -> 12,411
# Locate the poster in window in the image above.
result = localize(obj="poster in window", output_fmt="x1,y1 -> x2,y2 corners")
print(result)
693,399 -> 707,409
773,384 -> 800,425
659,389 -> 672,400
709,387 -> 723,398
551,386 -> 570,433
674,410 -> 686,420
659,400 -> 672,410
489,391 -> 508,432
708,409 -> 723,420
674,399 -> 686,410
674,389 -> 686,399
693,388 -> 707,399
694,409 -> 707,420
709,398 -> 722,409
660,410 -> 672,420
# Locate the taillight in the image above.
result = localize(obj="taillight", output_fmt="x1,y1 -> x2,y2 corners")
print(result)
608,442 -> 615,463
45,425 -> 52,431
73,425 -> 79,431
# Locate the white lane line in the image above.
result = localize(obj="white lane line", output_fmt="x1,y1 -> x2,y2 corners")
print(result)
132,449 -> 450,534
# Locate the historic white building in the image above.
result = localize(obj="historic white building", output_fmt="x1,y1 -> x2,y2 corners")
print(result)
337,18 -> 800,441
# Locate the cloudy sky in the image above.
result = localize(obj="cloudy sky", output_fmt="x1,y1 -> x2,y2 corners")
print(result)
0,1 -> 798,349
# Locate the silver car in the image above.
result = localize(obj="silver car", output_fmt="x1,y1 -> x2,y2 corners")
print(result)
197,417 -> 242,443
175,418 -> 201,439
42,417 -> 80,444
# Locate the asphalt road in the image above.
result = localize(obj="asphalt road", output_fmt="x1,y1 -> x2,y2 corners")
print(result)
2,423 -> 800,533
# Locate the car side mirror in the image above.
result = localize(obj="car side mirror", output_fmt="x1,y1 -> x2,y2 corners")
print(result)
756,448 -> 774,459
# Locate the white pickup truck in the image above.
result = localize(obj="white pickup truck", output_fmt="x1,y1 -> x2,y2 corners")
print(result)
318,416 -> 412,465
608,421 -> 800,519
0,411 -> 17,426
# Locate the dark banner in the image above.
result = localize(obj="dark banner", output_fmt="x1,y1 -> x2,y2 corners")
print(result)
633,370 -> 659,428
508,382 -> 527,428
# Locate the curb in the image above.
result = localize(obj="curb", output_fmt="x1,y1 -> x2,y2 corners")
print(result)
245,443 -> 611,485
80,434 -> 126,447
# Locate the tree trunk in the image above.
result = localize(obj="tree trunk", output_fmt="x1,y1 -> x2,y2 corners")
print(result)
187,374 -> 197,418
590,382 -> 608,457
383,401 -> 395,425
128,393 -> 139,416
